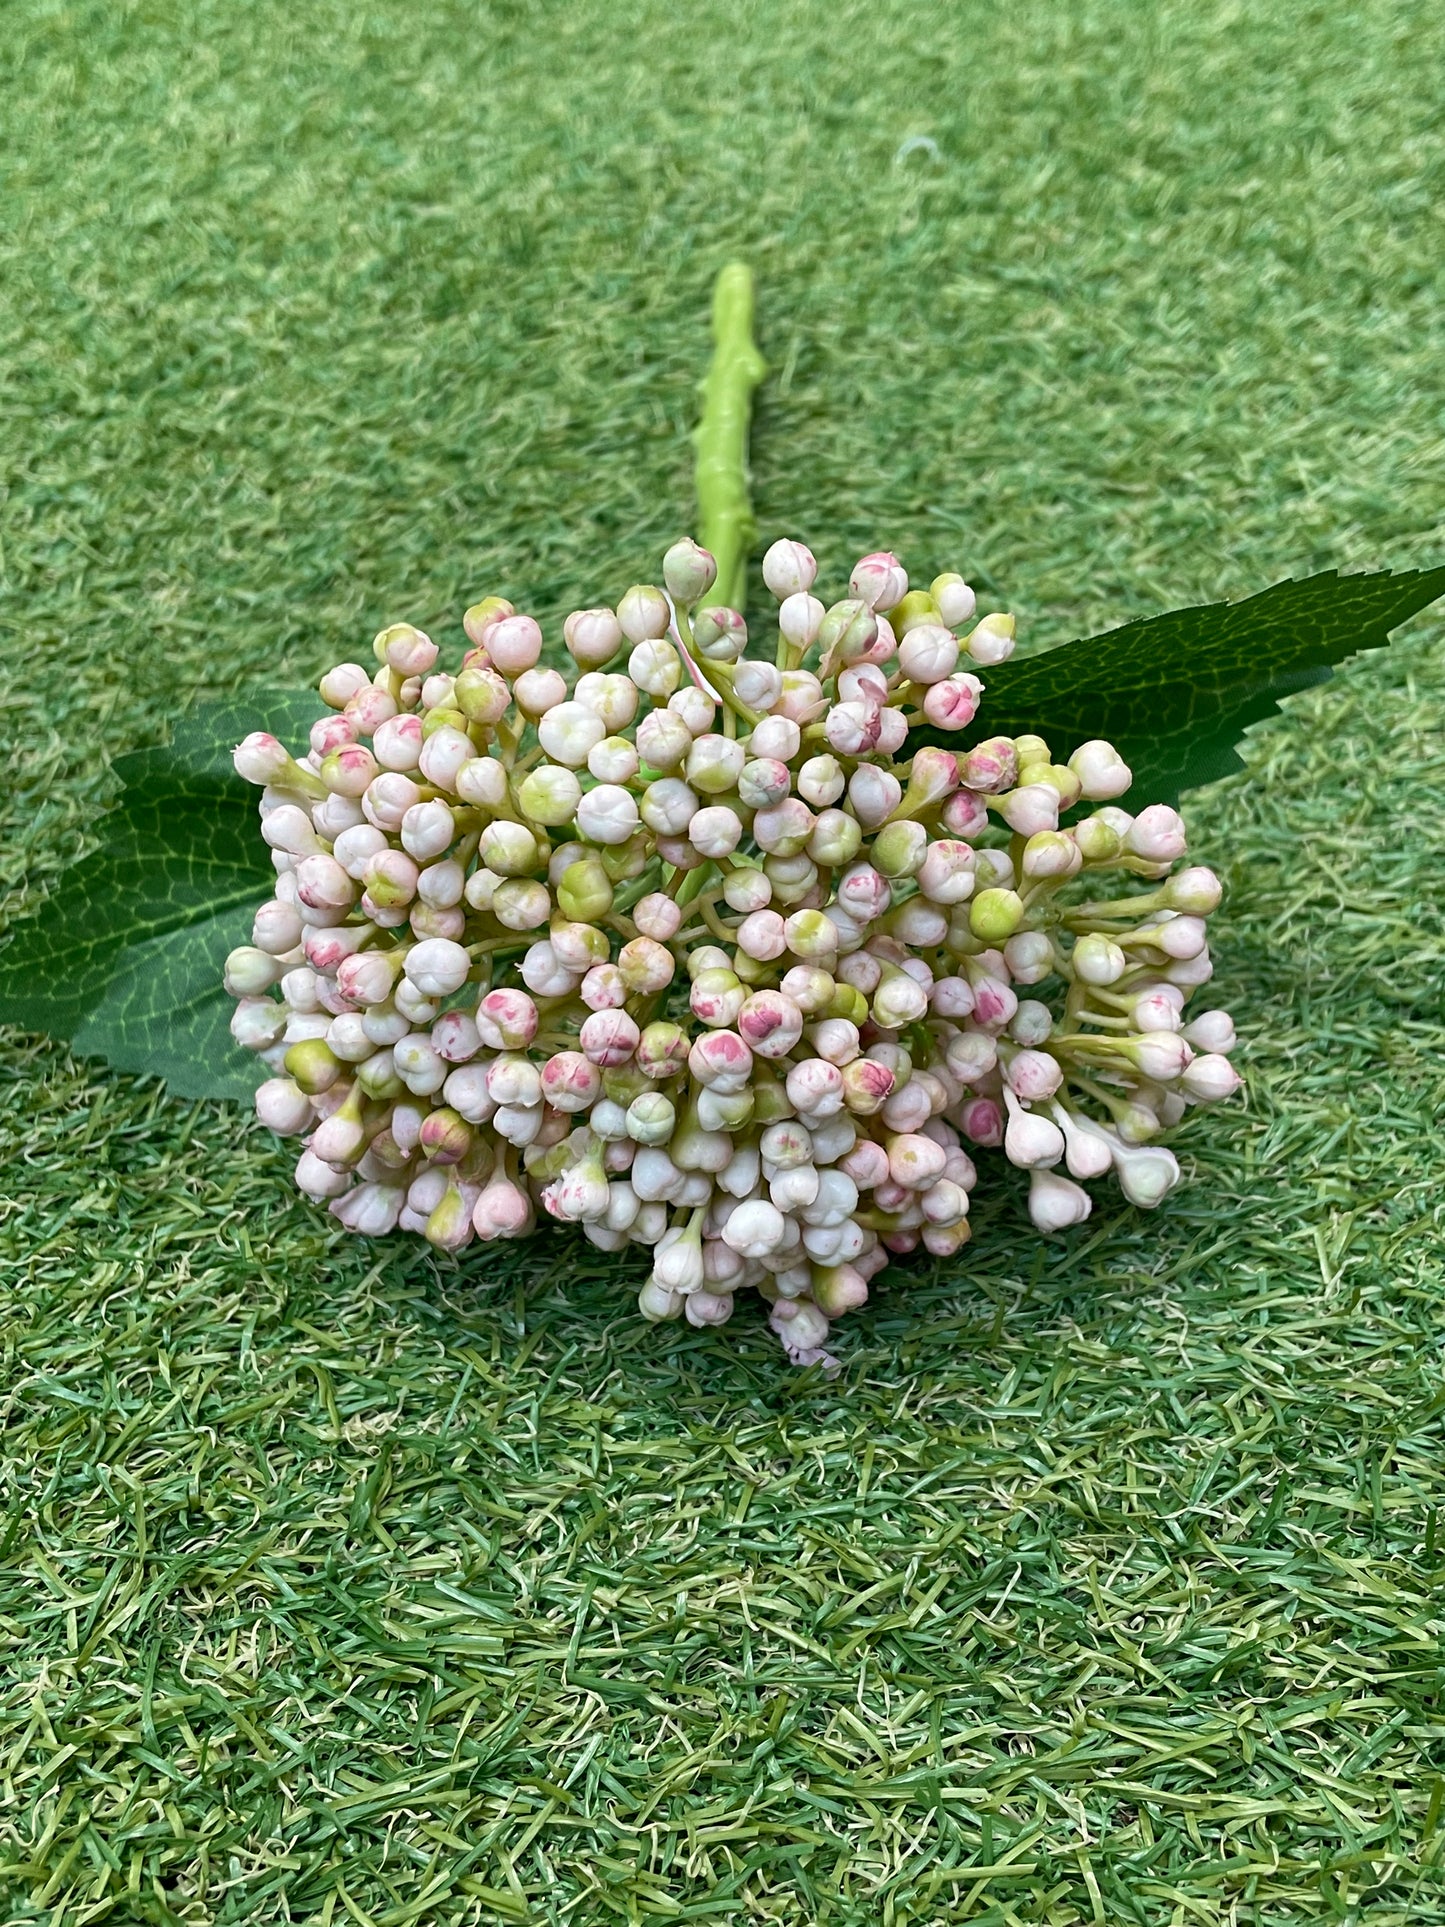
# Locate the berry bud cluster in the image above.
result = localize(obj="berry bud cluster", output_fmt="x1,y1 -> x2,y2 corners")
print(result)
228,537 -> 1241,1365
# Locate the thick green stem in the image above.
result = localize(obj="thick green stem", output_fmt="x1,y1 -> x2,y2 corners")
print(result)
694,263 -> 766,615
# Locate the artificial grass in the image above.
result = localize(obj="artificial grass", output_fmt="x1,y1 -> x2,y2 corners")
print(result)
2,0 -> 1445,1919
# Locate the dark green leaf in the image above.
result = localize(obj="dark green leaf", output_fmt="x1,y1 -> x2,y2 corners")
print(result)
937,566 -> 1445,804
0,689 -> 317,1100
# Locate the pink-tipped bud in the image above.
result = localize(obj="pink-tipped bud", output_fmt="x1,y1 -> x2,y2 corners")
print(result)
579,1009 -> 641,1068
849,551 -> 908,612
319,663 -> 373,709
957,1097 -> 1004,1147
738,991 -> 805,1059
922,673 -> 983,730
688,1029 -> 753,1094
475,987 -> 539,1050
234,732 -> 295,786
961,736 -> 1018,794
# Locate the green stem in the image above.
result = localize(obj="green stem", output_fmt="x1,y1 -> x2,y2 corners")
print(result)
694,263 -> 766,615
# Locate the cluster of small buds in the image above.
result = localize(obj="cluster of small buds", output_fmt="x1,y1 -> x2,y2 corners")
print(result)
229,536 -> 1241,1365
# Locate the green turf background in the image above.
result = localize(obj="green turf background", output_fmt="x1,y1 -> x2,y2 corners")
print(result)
3,0 -> 1445,1920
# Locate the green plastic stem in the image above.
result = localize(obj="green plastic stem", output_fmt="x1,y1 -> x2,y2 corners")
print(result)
693,263 -> 766,615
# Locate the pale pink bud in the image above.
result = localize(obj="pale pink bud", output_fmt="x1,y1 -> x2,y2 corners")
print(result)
478,613 -> 540,676
473,1173 -> 534,1240
997,785 -> 1060,836
453,757 -> 508,811
916,840 -> 975,906
778,592 -> 825,649
1149,914 -> 1207,960
618,583 -> 671,643
964,613 -> 1016,666
255,1076 -> 312,1134
403,938 -> 470,999
318,662 -> 372,709
847,764 -> 903,828
310,712 -> 358,759
730,659 -> 782,712
564,606 -> 623,669
1182,1053 -> 1242,1101
735,909 -> 788,963
785,1057 -> 845,1119
260,805 -> 323,860
1028,1167 -> 1093,1232
1167,866 -> 1222,914
849,551 -> 908,612
512,666 -> 568,717
538,701 -> 605,768
292,854 -> 356,916
361,772 -> 422,832
345,684 -> 399,734
721,1198 -> 787,1259
887,1133 -> 946,1189
334,949 -> 399,1009
744,716 -> 797,765
519,940 -> 576,998
544,1150 -> 611,1224
774,669 -> 826,724
576,671 -> 639,730
1183,1009 -> 1236,1054
662,537 -> 717,605
763,538 -> 818,598
1129,1032 -> 1192,1081
1005,1048 -> 1063,1102
1072,933 -> 1127,985
372,713 -> 424,772
1126,803 -> 1187,863
897,623 -> 959,685
398,799 -> 455,862
575,784 -> 640,845
580,963 -> 626,1011
251,899 -> 304,955
234,732 -> 298,787
1003,1096 -> 1065,1169
824,700 -> 882,756
1067,740 -> 1132,800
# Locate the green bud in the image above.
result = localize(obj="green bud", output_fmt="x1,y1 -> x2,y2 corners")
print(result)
355,1054 -> 404,1101
422,706 -> 469,739
602,1065 -> 650,1107
701,1087 -> 755,1129
827,982 -> 869,1025
969,887 -> 1026,942
890,590 -> 941,638
462,597 -> 513,648
1013,734 -> 1050,766
557,856 -> 614,922
285,1039 -> 343,1095
734,948 -> 774,986
1074,814 -> 1123,863
871,819 -> 928,879
600,832 -> 650,882
750,1065 -> 795,1123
